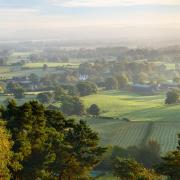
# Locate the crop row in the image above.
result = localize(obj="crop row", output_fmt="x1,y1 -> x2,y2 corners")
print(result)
90,120 -> 180,153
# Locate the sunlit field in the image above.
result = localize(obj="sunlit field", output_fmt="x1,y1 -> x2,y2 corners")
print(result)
81,90 -> 180,121
23,62 -> 79,69
81,91 -> 180,153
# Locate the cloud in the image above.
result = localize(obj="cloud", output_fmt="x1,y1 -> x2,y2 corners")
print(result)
0,1 -> 180,40
50,0 -> 180,7
1,7 -> 180,31
0,4 -> 180,41
0,7 -> 90,30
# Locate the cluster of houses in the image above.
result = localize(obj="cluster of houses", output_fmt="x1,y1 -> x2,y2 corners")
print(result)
10,76 -> 178,94
8,76 -> 38,91
79,74 -> 89,81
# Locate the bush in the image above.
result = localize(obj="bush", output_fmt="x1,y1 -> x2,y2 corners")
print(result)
14,88 -> 25,99
87,104 -> 100,116
113,158 -> 160,180
37,92 -> 54,103
61,95 -> 85,115
165,90 -> 179,104
105,77 -> 118,90
76,81 -> 97,96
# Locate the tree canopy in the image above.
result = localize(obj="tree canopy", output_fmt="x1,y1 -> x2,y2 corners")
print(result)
113,157 -> 160,180
60,95 -> 85,115
105,77 -> 118,90
165,90 -> 179,104
0,121 -> 12,179
87,104 -> 100,116
0,100 -> 105,179
76,81 -> 97,96
156,134 -> 180,180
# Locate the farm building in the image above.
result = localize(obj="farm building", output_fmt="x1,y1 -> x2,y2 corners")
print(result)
79,74 -> 89,81
8,76 -> 38,91
160,83 -> 178,90
12,76 -> 30,82
131,84 -> 159,94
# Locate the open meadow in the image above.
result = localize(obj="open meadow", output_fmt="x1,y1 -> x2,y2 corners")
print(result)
23,62 -> 80,69
0,66 -> 66,79
81,90 -> 180,121
87,119 -> 180,153
81,91 -> 180,153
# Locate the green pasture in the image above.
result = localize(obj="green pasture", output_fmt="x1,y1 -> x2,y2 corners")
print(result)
0,66 -> 11,73
8,51 -> 40,64
154,62 -> 175,70
0,94 -> 36,106
80,90 -> 180,153
0,67 -> 62,78
86,118 -> 179,153
95,174 -> 115,180
23,62 -> 79,69
165,63 -> 175,70
81,90 -> 180,121
12,51 -> 38,57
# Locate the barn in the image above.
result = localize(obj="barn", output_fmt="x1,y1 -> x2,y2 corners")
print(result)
131,84 -> 158,94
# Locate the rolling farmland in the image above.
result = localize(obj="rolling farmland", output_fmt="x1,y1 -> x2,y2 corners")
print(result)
81,90 -> 180,121
87,119 -> 180,153
0,62 -> 80,79
23,62 -> 79,69
81,90 -> 180,153
0,66 -> 65,79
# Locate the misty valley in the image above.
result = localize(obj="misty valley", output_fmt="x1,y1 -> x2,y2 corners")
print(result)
0,42 -> 180,179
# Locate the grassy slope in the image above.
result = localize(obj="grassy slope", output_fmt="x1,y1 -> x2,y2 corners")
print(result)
1,67 -> 64,78
81,91 -> 180,153
23,62 -> 79,69
81,90 -> 180,121
87,119 -> 179,152
154,62 -> 175,70
96,175 -> 115,180
0,95 -> 36,106
8,52 -> 37,64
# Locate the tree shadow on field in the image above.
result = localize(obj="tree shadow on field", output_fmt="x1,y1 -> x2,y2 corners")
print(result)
119,105 -> 180,122
101,91 -> 163,101
101,91 -> 139,97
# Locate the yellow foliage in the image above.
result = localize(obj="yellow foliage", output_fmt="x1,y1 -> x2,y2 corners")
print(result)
0,122 -> 12,179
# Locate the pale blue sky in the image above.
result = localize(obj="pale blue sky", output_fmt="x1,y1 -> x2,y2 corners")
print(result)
0,0 -> 180,40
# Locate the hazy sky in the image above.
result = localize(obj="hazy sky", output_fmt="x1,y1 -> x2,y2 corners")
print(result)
0,0 -> 180,41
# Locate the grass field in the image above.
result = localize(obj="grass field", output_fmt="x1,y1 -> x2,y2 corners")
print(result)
0,94 -> 36,106
87,119 -> 179,153
23,62 -> 79,69
0,67 -> 64,78
165,63 -> 176,70
0,66 -> 11,73
81,90 -> 180,153
8,51 -> 41,64
81,90 -> 180,121
154,62 -> 175,70
95,174 -> 115,180
0,61 -> 80,78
